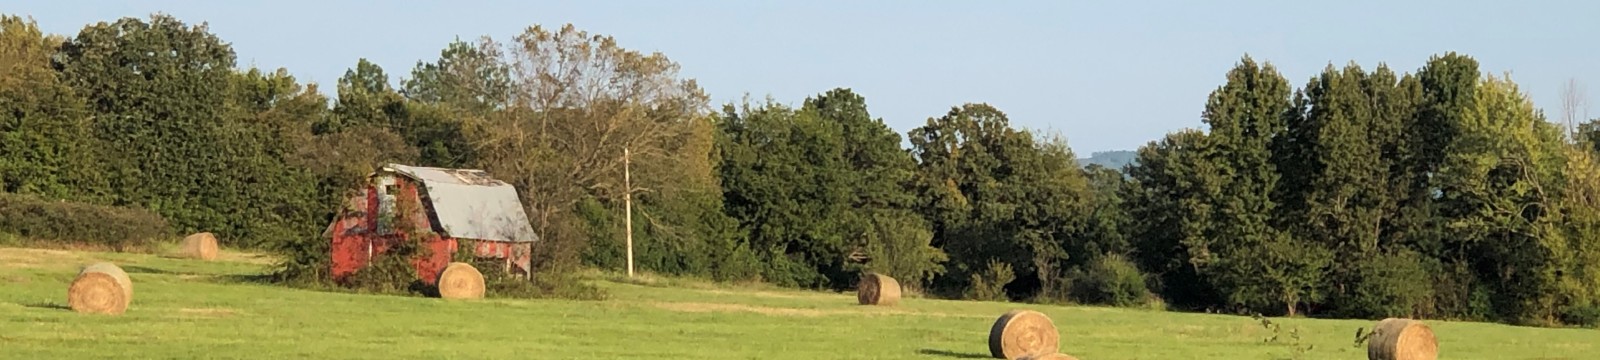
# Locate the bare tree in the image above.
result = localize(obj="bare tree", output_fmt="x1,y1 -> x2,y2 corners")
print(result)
1561,78 -> 1589,142
456,24 -> 710,272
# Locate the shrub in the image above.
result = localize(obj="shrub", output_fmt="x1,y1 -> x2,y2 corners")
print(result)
1068,254 -> 1155,307
1430,260 -> 1494,321
0,192 -> 169,251
855,211 -> 948,293
456,239 -> 608,301
1333,250 -> 1433,319
761,247 -> 825,288
709,238 -> 763,283
1559,302 -> 1600,328
342,188 -> 435,295
343,237 -> 431,295
966,259 -> 1016,301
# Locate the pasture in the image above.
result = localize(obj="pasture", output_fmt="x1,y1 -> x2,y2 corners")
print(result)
0,247 -> 1591,359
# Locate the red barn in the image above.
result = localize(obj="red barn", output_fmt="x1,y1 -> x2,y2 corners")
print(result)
323,163 -> 538,285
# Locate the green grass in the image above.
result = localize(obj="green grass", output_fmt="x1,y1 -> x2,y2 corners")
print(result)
0,247 -> 1592,359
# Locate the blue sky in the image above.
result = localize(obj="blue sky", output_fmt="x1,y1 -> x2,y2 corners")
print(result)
10,1 -> 1599,154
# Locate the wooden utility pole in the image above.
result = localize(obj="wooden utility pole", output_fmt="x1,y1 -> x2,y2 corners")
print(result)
624,147 -> 634,278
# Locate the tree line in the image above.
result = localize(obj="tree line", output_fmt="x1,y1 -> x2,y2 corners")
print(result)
2,14 -> 1597,327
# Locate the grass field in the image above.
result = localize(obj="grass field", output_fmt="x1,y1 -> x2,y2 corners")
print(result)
0,247 -> 1593,359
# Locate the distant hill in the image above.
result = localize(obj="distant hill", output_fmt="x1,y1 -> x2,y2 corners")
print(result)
1077,150 -> 1137,170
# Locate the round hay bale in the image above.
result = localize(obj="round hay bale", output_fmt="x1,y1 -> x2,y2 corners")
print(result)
1367,318 -> 1438,360
67,262 -> 133,315
180,232 -> 219,261
988,309 -> 1061,359
856,273 -> 901,306
1018,353 -> 1079,360
436,262 -> 485,300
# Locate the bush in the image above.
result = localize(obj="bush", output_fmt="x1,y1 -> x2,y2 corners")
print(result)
1559,302 -> 1600,328
471,268 -> 607,301
456,239 -> 608,301
1068,254 -> 1155,307
760,247 -> 825,288
966,259 -> 1016,301
0,192 -> 169,251
1333,250 -> 1433,318
709,238 -> 763,283
344,237 -> 432,295
1430,260 -> 1494,321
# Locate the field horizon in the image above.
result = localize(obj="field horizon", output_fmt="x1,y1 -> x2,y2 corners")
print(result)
1,246 -> 1593,359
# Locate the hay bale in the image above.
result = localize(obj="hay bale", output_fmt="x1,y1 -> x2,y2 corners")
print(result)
1367,318 -> 1438,360
67,262 -> 133,315
180,232 -> 219,261
436,262 -> 485,299
988,309 -> 1061,359
856,273 -> 901,306
1018,353 -> 1079,360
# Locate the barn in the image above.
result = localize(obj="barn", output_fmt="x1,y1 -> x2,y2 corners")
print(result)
323,163 -> 538,285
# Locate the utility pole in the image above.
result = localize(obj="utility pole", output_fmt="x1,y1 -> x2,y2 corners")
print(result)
624,147 -> 634,278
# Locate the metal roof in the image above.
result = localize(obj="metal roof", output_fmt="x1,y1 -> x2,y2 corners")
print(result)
380,163 -> 539,243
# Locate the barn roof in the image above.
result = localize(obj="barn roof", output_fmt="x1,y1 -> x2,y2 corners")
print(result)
380,163 -> 539,243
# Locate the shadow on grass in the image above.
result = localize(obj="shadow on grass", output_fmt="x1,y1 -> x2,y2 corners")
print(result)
210,273 -> 276,285
917,349 -> 989,359
121,265 -> 198,276
21,301 -> 70,311
122,266 -> 279,286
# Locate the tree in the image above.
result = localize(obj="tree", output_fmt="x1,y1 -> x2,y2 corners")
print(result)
804,88 -> 941,288
1437,74 -> 1568,324
1554,145 -> 1600,326
855,209 -> 948,292
0,15 -> 104,201
716,99 -> 840,286
403,37 -> 511,115
909,103 -> 1088,300
1126,129 -> 1223,309
1391,53 -> 1479,260
212,67 -> 360,251
318,58 -> 394,134
58,14 -> 237,237
618,109 -> 747,281
1193,56 -> 1327,316
1560,79 -> 1588,141
455,24 -> 714,276
715,89 -> 940,288
316,59 -> 472,168
1080,164 -> 1132,257
401,37 -> 513,167
1275,63 -> 1415,317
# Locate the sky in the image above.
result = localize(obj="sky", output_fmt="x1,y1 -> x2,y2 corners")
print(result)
10,0 -> 1600,155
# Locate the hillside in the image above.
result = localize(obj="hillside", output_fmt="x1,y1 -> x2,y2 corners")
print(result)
1077,150 -> 1138,169
0,247 -> 1592,359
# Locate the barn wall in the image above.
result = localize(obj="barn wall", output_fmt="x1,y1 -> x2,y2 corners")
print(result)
329,177 -> 456,285
330,186 -> 379,283
473,240 -> 533,276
